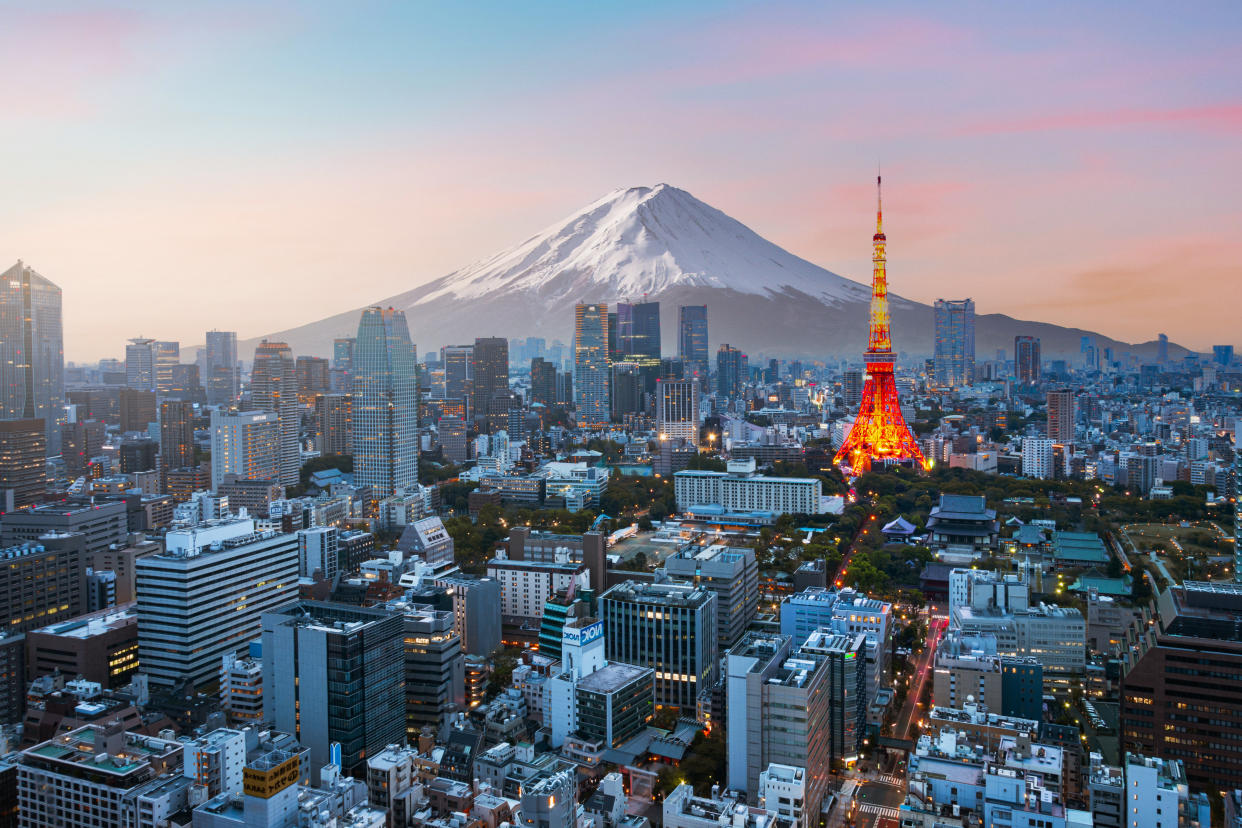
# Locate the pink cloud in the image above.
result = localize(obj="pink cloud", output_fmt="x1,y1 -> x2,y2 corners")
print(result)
961,103 -> 1242,135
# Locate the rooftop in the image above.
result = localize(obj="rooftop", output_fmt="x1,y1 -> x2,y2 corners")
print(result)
577,661 -> 653,694
30,605 -> 137,638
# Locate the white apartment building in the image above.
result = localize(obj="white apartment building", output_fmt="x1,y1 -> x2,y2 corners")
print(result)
485,557 -> 589,626
675,468 -> 824,515
1022,437 -> 1054,479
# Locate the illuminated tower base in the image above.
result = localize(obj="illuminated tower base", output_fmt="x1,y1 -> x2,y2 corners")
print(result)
834,360 -> 928,475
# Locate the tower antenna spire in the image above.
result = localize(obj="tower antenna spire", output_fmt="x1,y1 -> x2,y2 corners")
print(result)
876,171 -> 883,234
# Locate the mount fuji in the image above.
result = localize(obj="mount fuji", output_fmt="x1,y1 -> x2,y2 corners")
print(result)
249,184 -> 1175,362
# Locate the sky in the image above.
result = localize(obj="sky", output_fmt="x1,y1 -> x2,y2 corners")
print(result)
2,1 -> 1240,361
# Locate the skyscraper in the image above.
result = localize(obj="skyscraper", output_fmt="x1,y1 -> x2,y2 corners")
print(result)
295,355 -> 330,401
314,393 -> 352,456
471,337 -> 509,433
354,307 -> 419,497
841,370 -> 863,411
1046,389 -> 1076,444
1014,336 -> 1041,385
656,378 -> 699,447
159,400 -> 196,487
0,263 -> 61,456
125,338 -> 157,391
204,330 -> 239,406
678,305 -> 708,378
933,298 -> 975,388
716,344 -> 746,398
616,301 -> 660,357
331,336 -> 355,393
441,345 -> 473,408
153,341 -> 180,395
530,357 -> 558,407
1157,332 -> 1169,364
250,341 -> 300,487
574,303 -> 610,429
118,388 -> 157,433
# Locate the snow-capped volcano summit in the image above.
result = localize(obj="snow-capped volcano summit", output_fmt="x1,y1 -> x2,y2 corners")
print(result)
407,183 -> 870,307
249,184 -> 1172,362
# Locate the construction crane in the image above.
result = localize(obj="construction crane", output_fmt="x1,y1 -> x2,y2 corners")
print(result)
590,513 -> 612,532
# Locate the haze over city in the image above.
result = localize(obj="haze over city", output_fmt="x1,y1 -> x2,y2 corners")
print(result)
2,2 -> 1239,360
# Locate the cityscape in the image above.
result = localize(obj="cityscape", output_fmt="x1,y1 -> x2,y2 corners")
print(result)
1,4 -> 1240,828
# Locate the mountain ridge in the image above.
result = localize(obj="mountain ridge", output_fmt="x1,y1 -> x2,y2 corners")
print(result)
241,184 -> 1184,364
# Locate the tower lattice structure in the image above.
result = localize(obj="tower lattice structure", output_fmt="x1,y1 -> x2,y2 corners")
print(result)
834,177 -> 930,475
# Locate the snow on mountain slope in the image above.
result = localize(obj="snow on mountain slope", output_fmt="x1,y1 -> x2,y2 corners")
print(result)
401,184 -> 871,307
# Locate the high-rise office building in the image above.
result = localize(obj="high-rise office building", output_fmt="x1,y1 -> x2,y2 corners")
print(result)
799,630 -> 867,769
678,305 -> 708,377
1046,389 -> 1076,444
125,338 -> 158,391
609,362 -> 643,420
0,419 -> 46,511
1015,336 -> 1041,385
726,634 -> 832,817
119,437 -> 157,473
598,580 -> 717,710
135,517 -> 298,687
61,418 -> 105,478
933,299 -> 975,388
842,370 -> 863,411
0,261 -> 64,455
168,363 -> 203,402
250,341 -> 300,487
616,301 -> 660,358
314,393 -> 352,456
391,601 -> 465,738
574,304 -> 610,429
439,416 -> 468,464
330,338 -> 354,394
204,330 -> 239,405
210,409 -> 280,490
119,388 -> 157,433
1157,332 -> 1169,364
1212,344 -> 1234,367
530,357 -> 558,407
153,341 -> 180,395
472,337 -> 509,433
354,307 -> 418,497
262,600 -> 405,777
441,345 -> 473,408
159,400 -> 196,487
656,378 -> 699,447
716,344 -> 746,397
295,355 -> 330,401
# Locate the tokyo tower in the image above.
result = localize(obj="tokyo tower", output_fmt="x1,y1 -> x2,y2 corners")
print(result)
834,176 -> 930,475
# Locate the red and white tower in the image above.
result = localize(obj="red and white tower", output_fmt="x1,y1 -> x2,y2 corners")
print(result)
834,176 -> 930,475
